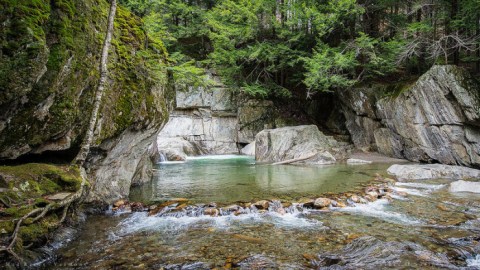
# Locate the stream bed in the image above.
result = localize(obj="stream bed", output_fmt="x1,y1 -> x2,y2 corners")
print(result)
55,156 -> 480,269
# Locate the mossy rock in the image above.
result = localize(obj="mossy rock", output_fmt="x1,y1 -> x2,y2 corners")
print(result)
0,163 -> 82,255
0,0 -> 171,160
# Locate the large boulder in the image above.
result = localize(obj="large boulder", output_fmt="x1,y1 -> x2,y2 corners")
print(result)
149,137 -> 199,162
340,65 -> 480,168
255,125 -> 340,164
387,164 -> 480,181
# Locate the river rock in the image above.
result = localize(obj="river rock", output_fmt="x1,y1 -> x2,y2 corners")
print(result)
314,198 -> 332,208
253,200 -> 270,210
449,180 -> 480,193
339,65 -> 480,168
255,125 -> 340,164
388,164 -> 480,180
204,208 -> 219,216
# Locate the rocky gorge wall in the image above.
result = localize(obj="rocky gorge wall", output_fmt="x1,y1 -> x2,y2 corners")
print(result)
339,65 -> 480,168
0,0 -> 172,203
150,73 -> 283,161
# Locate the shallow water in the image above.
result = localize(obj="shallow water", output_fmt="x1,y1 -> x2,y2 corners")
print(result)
55,156 -> 480,269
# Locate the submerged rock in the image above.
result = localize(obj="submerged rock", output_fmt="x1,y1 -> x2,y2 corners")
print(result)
314,198 -> 332,209
450,180 -> 480,193
255,125 -> 346,164
312,236 -> 457,269
388,164 -> 480,180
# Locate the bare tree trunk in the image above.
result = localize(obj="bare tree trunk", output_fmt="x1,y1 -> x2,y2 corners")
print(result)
73,0 -> 117,166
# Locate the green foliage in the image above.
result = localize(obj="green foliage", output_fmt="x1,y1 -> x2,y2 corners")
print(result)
303,44 -> 357,92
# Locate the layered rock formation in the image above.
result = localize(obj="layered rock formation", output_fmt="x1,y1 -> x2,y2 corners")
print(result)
340,65 -> 480,168
151,74 -> 277,160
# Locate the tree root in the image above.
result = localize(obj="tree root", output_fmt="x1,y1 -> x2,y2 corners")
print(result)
0,168 -> 88,266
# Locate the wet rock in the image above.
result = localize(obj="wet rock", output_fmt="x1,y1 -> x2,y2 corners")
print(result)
366,190 -> 379,197
336,201 -> 347,208
388,164 -> 480,181
350,195 -> 361,203
221,204 -> 240,212
253,200 -> 270,210
436,203 -> 449,212
314,198 -> 332,209
113,200 -> 126,208
281,202 -> 292,208
237,255 -> 277,270
298,198 -> 315,208
449,180 -> 480,193
364,194 -> 377,202
313,236 -> 458,269
233,234 -> 266,244
303,253 -> 316,261
131,202 -> 147,212
203,208 -> 219,216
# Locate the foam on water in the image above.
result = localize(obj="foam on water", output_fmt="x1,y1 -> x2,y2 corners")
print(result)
467,254 -> 480,267
340,199 -> 422,225
157,161 -> 186,165
116,209 -> 323,236
393,187 -> 429,197
186,155 -> 253,160
395,182 -> 446,190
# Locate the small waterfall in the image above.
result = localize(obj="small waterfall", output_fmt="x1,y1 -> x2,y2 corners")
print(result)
159,152 -> 167,162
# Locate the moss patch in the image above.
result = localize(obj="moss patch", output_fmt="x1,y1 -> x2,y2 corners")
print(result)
0,163 -> 82,250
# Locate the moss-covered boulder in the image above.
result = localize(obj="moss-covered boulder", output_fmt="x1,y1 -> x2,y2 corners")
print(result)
0,163 -> 83,257
0,0 -> 170,160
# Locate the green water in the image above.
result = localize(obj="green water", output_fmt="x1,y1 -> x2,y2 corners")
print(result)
130,155 -> 390,204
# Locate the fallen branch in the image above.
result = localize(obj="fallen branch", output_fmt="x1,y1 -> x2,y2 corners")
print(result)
272,153 -> 317,165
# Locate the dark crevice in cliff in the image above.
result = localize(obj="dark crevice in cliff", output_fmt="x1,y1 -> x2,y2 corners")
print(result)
0,148 -> 79,166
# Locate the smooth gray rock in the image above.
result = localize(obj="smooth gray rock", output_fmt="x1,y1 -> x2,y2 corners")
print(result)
176,86 -> 212,109
150,137 -> 199,162
387,164 -> 480,181
88,128 -> 159,204
449,180 -> 480,193
255,125 -> 338,164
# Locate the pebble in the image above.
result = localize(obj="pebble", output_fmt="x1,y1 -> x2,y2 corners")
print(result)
314,198 -> 332,209
253,200 -> 270,210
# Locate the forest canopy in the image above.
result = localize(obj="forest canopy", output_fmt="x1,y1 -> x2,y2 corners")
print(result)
120,0 -> 480,97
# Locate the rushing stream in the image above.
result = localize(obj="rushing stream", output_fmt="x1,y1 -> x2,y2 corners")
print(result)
55,156 -> 480,269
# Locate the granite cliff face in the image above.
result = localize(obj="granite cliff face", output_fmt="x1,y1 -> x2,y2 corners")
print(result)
150,73 -> 278,160
340,65 -> 480,168
0,1 -> 171,202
